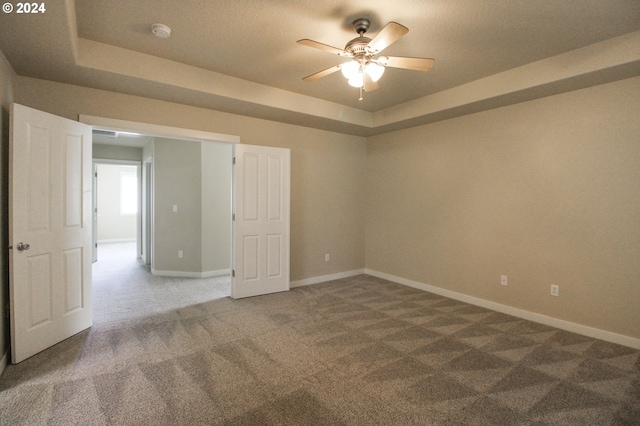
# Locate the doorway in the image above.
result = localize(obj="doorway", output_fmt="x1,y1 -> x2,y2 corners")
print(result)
92,129 -> 235,278
92,161 -> 141,264
91,128 -> 235,319
81,115 -> 291,300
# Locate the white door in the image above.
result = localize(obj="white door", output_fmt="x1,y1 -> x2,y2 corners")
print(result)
232,144 -> 290,299
9,103 -> 93,364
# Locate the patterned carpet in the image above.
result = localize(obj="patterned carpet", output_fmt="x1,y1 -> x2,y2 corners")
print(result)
0,244 -> 638,424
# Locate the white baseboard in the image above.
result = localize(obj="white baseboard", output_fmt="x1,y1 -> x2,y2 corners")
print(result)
291,269 -> 365,288
151,268 -> 230,278
366,269 -> 640,350
98,238 -> 136,244
202,269 -> 231,278
0,351 -> 7,376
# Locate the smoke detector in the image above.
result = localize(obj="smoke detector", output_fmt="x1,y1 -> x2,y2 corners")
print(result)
151,23 -> 171,39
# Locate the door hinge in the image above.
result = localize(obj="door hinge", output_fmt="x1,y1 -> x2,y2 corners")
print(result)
232,157 -> 236,165
232,270 -> 235,277
232,213 -> 235,221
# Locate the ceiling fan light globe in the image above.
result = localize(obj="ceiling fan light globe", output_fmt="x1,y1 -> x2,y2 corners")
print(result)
366,62 -> 385,82
341,61 -> 360,79
348,74 -> 364,88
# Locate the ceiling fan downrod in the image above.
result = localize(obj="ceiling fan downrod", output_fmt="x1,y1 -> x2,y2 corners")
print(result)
352,18 -> 370,36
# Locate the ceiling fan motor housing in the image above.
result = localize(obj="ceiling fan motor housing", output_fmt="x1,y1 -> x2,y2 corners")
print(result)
345,37 -> 372,57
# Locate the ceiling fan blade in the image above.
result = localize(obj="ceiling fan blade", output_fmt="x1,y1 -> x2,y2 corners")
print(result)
378,56 -> 435,71
302,64 -> 342,81
297,39 -> 350,56
366,22 -> 409,54
363,74 -> 379,92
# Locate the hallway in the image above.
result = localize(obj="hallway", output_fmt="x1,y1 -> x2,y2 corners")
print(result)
92,242 -> 231,325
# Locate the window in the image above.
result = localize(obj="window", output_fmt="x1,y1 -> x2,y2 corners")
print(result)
120,170 -> 138,216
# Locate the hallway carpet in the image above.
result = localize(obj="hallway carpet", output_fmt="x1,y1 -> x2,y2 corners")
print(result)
91,242 -> 231,325
0,244 -> 638,424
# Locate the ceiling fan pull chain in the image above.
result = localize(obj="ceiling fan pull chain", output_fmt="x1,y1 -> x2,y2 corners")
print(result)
359,86 -> 363,101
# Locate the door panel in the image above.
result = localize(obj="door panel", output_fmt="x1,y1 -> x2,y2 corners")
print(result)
10,103 -> 93,363
266,234 -> 282,277
64,135 -> 84,228
232,144 -> 290,299
243,235 -> 259,280
27,125 -> 52,231
27,254 -> 53,327
267,155 -> 283,220
63,248 -> 83,313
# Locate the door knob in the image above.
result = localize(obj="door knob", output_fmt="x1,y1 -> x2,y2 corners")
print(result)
16,242 -> 30,252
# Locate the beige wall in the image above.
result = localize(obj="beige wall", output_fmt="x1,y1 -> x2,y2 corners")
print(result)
201,142 -> 232,274
367,76 -> 640,339
0,51 -> 15,369
153,138 -> 203,273
144,138 -> 231,276
93,144 -> 142,162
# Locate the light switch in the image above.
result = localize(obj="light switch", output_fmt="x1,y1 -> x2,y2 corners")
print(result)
173,204 -> 178,212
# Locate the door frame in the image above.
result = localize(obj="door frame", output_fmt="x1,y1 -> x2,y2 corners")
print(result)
80,116 -> 240,146
92,159 -> 142,263
141,156 -> 153,267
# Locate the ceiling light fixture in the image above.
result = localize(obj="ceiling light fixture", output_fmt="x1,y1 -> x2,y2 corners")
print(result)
151,23 -> 171,39
340,60 -> 385,88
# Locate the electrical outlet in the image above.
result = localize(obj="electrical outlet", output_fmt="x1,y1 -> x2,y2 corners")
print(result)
550,284 -> 559,296
325,253 -> 330,262
501,275 -> 508,286
178,250 -> 183,258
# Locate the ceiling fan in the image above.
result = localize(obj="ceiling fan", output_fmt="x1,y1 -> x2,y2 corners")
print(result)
298,18 -> 435,100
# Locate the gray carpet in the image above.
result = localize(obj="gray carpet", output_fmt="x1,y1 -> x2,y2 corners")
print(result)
91,242 -> 231,325
0,244 -> 638,425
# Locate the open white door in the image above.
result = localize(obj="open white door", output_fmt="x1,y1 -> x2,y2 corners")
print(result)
232,144 -> 290,299
9,104 -> 93,363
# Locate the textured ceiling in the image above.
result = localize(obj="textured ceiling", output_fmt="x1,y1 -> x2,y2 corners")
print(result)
73,0 -> 640,110
1,0 -> 639,135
